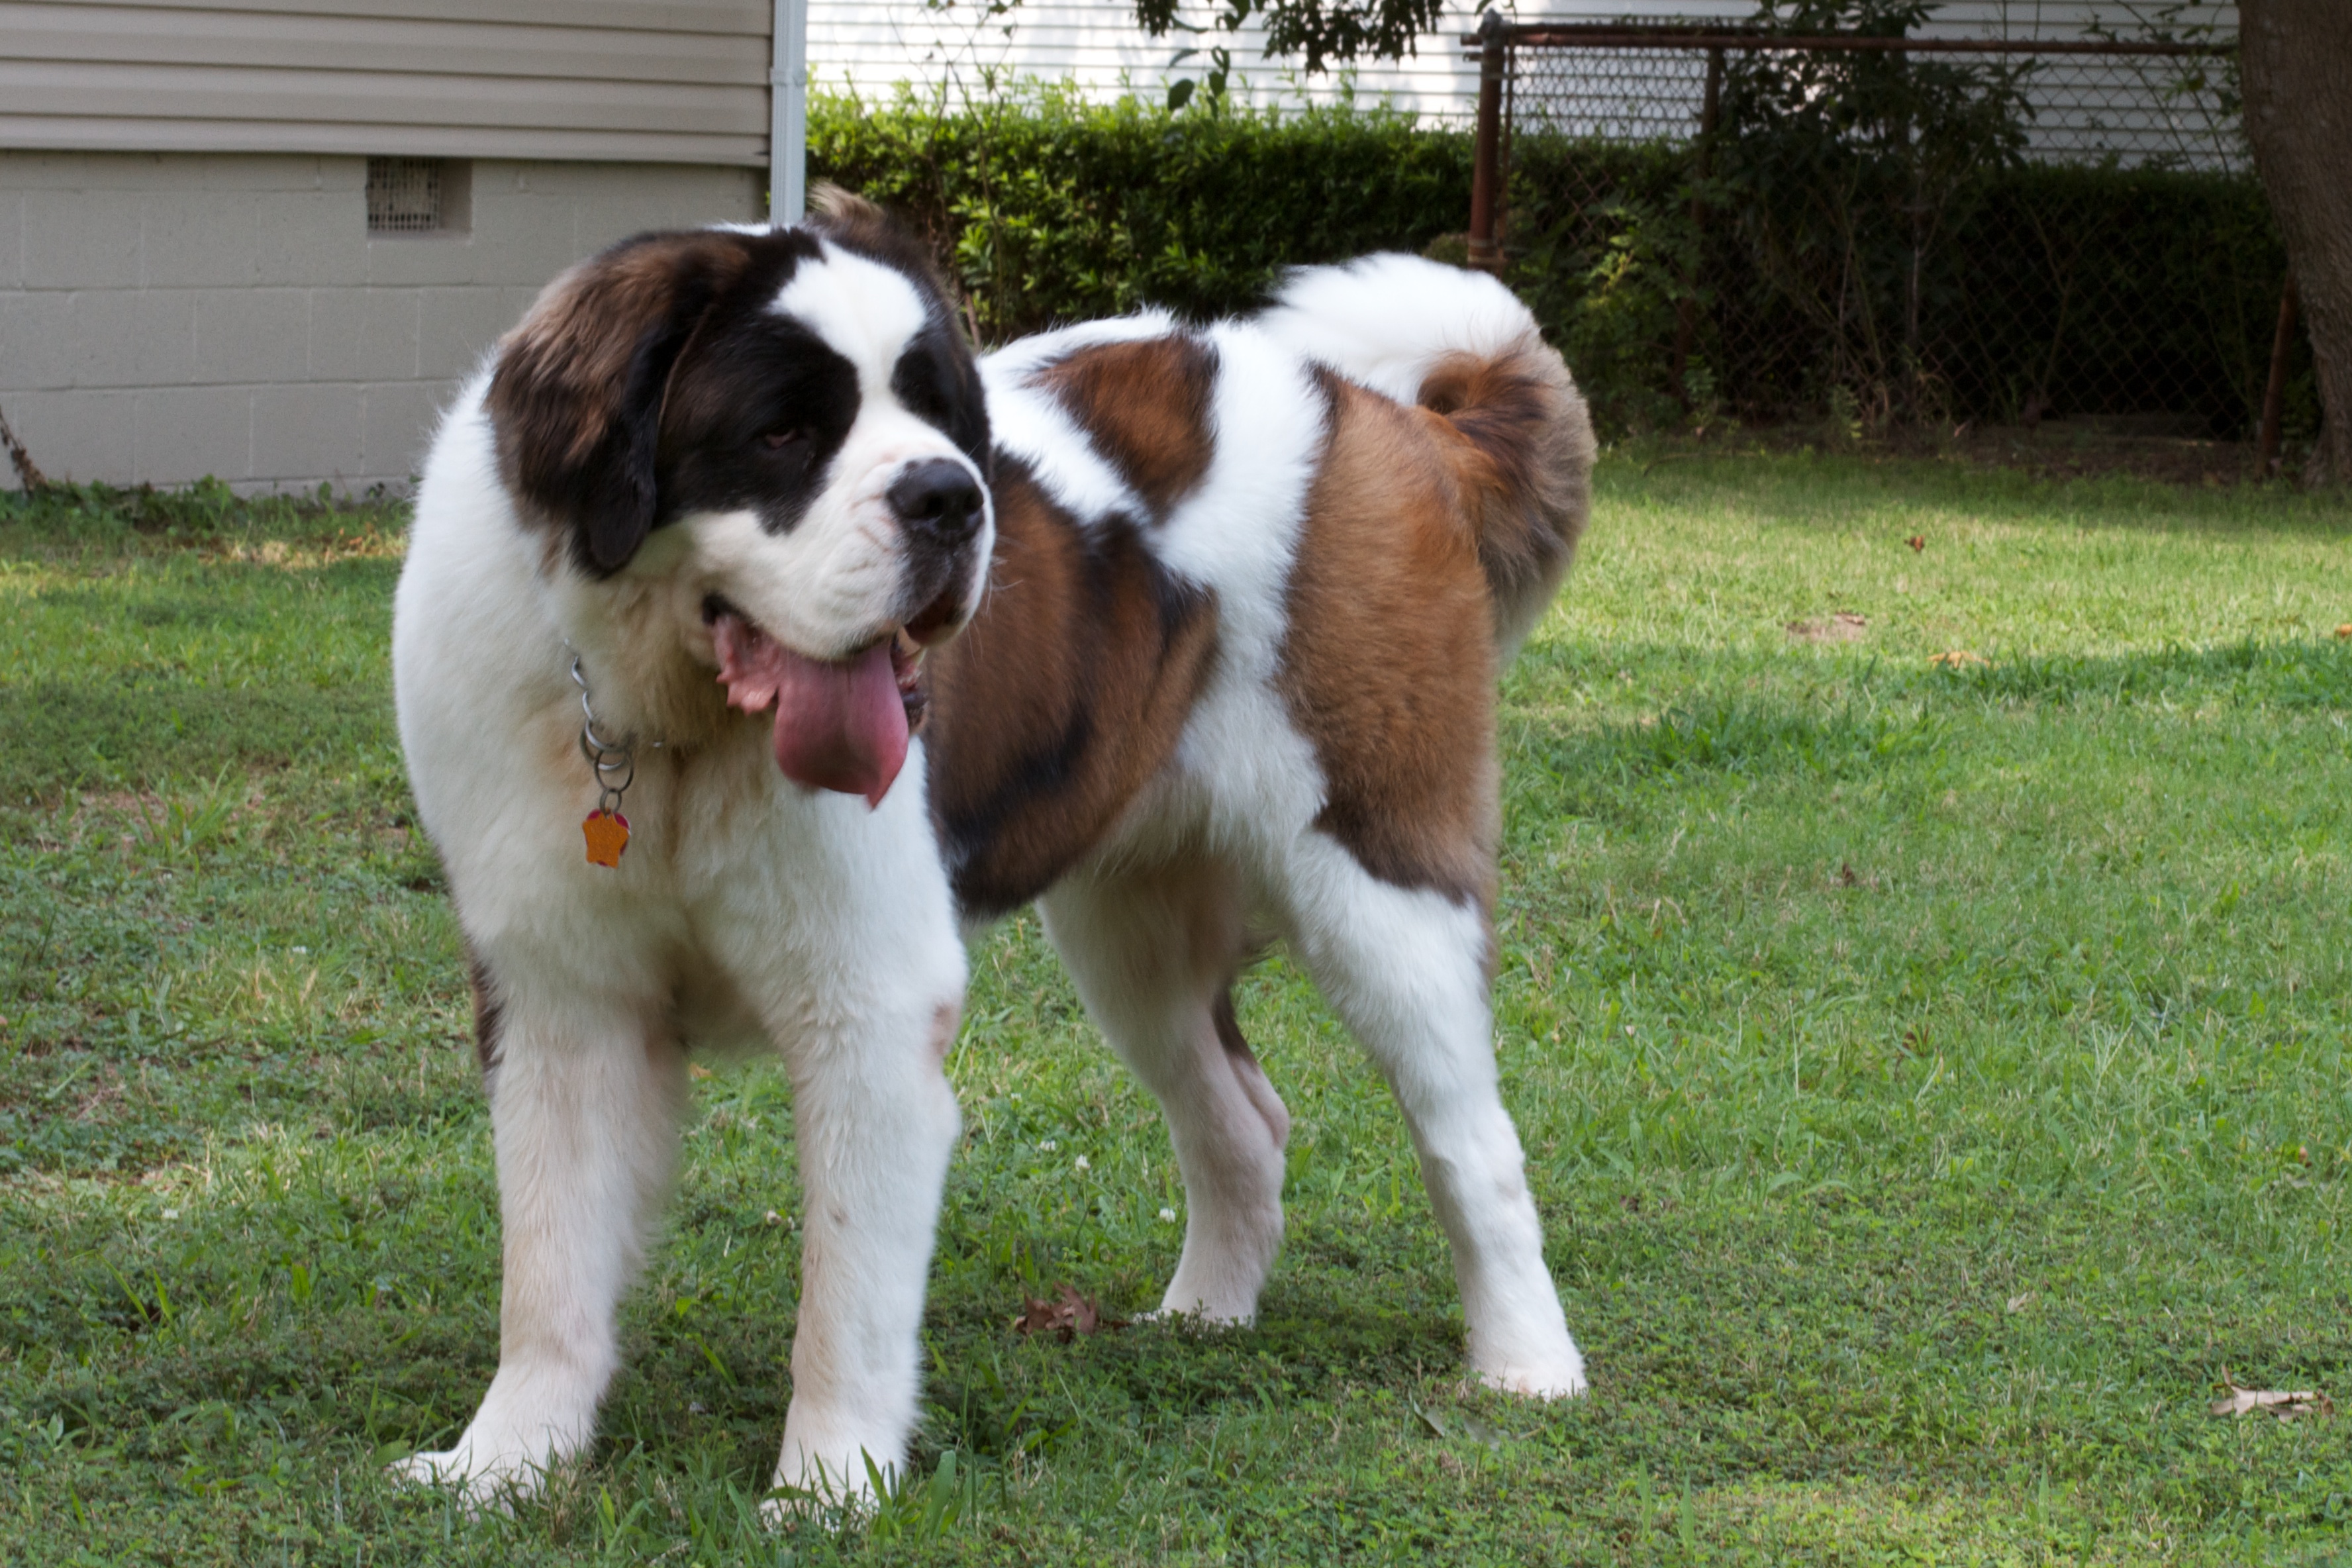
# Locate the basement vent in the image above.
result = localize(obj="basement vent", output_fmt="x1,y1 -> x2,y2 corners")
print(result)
367,158 -> 469,235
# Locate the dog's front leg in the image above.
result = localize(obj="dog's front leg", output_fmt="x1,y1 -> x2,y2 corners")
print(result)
766,985 -> 961,1512
396,994 -> 687,1502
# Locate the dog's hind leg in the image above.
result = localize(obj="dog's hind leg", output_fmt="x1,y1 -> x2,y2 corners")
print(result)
394,985 -> 689,1501
1039,857 -> 1289,1324
1279,835 -> 1586,1398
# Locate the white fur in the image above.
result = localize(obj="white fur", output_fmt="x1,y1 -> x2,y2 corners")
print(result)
979,314 -> 1177,524
982,279 -> 1589,1395
736,243 -> 993,660
1259,252 -> 1549,406
395,246 -> 1587,1521
393,240 -> 984,1511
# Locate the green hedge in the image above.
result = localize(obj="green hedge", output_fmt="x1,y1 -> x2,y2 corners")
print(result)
811,87 -> 2305,438
1504,137 -> 2305,436
809,84 -> 1470,342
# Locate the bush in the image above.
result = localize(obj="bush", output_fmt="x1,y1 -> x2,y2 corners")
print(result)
810,82 -> 1470,342
1504,139 -> 2302,436
812,81 -> 2304,439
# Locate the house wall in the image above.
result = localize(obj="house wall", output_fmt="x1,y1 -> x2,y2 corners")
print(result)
0,152 -> 764,492
0,2 -> 775,491
1,0 -> 772,166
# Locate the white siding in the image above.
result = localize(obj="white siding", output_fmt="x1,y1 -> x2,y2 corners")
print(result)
0,1 -> 773,165
808,2 -> 2239,126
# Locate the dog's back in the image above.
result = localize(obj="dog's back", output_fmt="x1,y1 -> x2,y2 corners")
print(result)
928,255 -> 1596,918
1257,254 -> 1594,660
920,256 -> 1594,1395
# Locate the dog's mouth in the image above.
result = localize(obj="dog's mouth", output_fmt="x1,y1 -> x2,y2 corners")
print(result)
704,593 -> 946,809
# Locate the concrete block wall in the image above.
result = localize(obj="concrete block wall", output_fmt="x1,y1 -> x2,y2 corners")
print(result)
0,152 -> 765,493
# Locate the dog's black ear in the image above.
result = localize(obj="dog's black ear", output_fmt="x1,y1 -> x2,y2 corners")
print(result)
488,230 -> 755,575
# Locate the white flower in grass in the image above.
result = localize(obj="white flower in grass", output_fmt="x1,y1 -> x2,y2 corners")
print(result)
1039,1140 -> 1057,1152
1158,1207 -> 1178,1223
1074,1155 -> 1090,1171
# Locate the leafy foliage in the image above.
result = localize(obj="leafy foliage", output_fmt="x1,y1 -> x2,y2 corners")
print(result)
813,77 -> 2296,440
809,82 -> 1471,344
1130,0 -> 1455,77
1714,0 -> 2032,413
1502,1 -> 2303,435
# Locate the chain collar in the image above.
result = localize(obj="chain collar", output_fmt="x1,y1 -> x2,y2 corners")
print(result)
566,644 -> 663,817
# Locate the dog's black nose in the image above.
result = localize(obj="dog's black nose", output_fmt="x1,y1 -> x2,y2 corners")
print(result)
887,460 -> 984,544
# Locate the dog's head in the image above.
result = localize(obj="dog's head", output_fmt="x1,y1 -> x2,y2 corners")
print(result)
487,192 -> 992,805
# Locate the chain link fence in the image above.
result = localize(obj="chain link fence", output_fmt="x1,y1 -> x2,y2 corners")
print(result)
1475,21 -> 2310,447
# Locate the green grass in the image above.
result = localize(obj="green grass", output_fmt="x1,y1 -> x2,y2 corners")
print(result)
1,456 -> 2348,1565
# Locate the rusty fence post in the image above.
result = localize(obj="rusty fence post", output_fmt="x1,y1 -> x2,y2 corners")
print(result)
2258,273 -> 2300,477
1468,11 -> 1506,274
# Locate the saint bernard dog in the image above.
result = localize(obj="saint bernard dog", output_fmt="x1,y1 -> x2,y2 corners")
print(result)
390,190 -> 1596,1506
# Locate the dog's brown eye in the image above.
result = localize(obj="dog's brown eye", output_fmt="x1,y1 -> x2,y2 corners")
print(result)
763,428 -> 805,450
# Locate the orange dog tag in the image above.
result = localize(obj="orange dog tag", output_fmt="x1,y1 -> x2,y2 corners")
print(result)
583,809 -> 630,867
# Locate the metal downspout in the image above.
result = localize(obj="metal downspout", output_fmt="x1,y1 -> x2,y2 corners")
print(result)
771,0 -> 808,222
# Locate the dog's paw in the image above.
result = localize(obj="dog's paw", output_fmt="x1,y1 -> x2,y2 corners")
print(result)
761,1445 -> 891,1526
1475,1354 -> 1589,1400
387,1444 -> 542,1509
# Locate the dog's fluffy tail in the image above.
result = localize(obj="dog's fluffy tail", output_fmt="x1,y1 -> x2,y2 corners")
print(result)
1257,254 -> 1595,660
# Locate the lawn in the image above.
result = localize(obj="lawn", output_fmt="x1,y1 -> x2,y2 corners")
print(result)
1,454 -> 2348,1566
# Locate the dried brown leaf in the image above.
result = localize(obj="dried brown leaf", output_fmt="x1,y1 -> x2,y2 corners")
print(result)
1906,534 -> 1926,552
1930,650 -> 1990,668
2210,1369 -> 2333,1420
1012,1283 -> 1124,1342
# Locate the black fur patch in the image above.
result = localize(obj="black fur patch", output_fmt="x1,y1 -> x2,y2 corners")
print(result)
486,215 -> 987,577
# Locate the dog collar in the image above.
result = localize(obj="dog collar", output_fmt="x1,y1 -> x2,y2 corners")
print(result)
566,647 -> 662,867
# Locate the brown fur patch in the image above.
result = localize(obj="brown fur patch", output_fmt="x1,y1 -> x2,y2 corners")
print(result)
488,230 -> 761,573
930,1000 -> 961,1066
1277,372 -> 1500,906
1028,334 -> 1218,518
467,944 -> 505,1074
1413,346 -> 1594,653
923,459 -> 1220,916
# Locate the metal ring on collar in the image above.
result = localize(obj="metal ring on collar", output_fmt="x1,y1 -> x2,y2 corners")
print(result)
578,725 -> 633,782
581,714 -> 630,758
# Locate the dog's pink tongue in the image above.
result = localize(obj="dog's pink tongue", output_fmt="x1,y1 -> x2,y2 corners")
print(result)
712,615 -> 908,808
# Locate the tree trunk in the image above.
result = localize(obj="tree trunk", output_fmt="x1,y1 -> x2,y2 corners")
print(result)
2240,0 -> 2352,485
